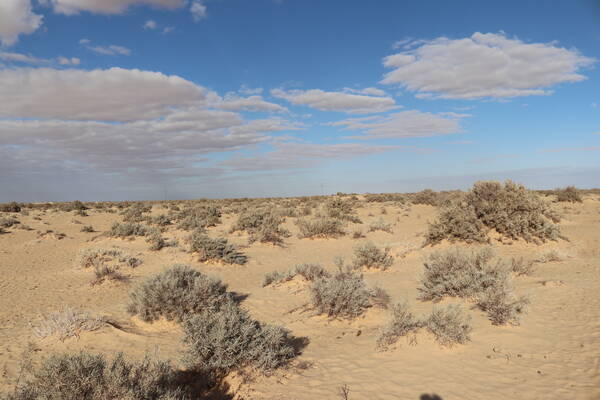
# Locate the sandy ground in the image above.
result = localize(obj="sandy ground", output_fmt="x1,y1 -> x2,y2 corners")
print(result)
1,196 -> 599,400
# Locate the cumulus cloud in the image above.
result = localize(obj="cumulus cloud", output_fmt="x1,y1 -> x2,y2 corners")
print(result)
0,51 -> 45,64
190,0 -> 206,21
0,0 -> 43,46
0,67 -> 208,121
271,88 -> 398,114
144,19 -> 157,29
79,38 -> 131,55
216,94 -> 288,113
382,32 -> 595,99
239,85 -> 264,95
40,0 -> 185,15
57,56 -> 81,65
221,142 -> 403,171
343,87 -> 388,96
330,110 -> 464,139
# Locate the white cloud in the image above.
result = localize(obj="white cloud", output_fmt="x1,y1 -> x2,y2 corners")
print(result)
190,0 -> 206,21
144,19 -> 157,29
343,87 -> 387,96
221,142 -> 402,171
41,0 -> 185,15
0,51 -> 45,64
162,26 -> 175,34
216,94 -> 288,113
0,67 -> 208,121
330,110 -> 463,139
382,32 -> 595,100
0,0 -> 43,46
57,56 -> 81,65
271,88 -> 398,114
80,39 -> 131,55
239,85 -> 264,95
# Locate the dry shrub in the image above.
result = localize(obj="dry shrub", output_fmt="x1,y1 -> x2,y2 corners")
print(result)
324,198 -> 361,223
352,230 -> 366,239
146,232 -> 177,251
535,249 -> 563,263
425,304 -> 472,347
310,269 -> 373,319
352,242 -> 393,270
364,193 -> 406,203
376,301 -> 422,350
296,218 -> 345,239
34,307 -> 105,340
426,180 -> 562,245
177,205 -> 221,230
128,264 -> 229,322
263,263 -> 329,287
6,352 -> 187,400
188,231 -> 247,264
80,225 -> 94,233
92,265 -> 127,285
108,222 -> 155,238
419,247 -> 528,325
0,217 -> 19,228
77,248 -> 141,269
182,301 -> 296,374
59,200 -> 87,212
0,201 -> 21,212
411,189 -> 439,206
231,209 -> 290,245
368,218 -> 393,233
555,186 -> 582,203
510,257 -> 535,276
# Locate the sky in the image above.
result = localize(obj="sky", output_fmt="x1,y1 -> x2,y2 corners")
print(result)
0,0 -> 599,202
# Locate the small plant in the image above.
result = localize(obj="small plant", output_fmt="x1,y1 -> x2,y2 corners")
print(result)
80,225 -> 94,233
0,201 -> 21,212
368,218 -> 393,233
263,263 -> 329,287
92,264 -> 127,285
510,257 -> 535,276
188,231 -> 247,264
376,301 -> 422,350
77,247 -> 141,269
555,186 -> 582,203
324,198 -> 361,223
6,351 -> 186,400
146,232 -> 177,251
310,268 -> 372,319
108,222 -> 154,238
34,307 -> 105,340
296,218 -> 345,239
425,304 -> 472,347
127,264 -> 230,322
231,209 -> 290,245
352,230 -> 366,239
352,242 -> 393,270
476,284 -> 529,326
535,249 -> 563,263
182,301 -> 296,374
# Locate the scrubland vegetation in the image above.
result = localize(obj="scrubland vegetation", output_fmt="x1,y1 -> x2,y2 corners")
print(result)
2,181 -> 598,399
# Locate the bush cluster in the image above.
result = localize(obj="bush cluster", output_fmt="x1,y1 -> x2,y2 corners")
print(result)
324,198 -> 361,223
426,180 -> 562,245
555,186 -> 583,203
108,222 -> 155,238
188,231 -> 247,264
352,242 -> 394,270
0,201 -> 21,212
263,263 -> 330,287
231,209 -> 290,245
296,218 -> 345,239
309,268 -> 374,319
177,205 -> 221,231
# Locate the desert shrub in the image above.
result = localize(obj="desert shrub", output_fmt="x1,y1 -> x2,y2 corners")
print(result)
182,301 -> 296,374
411,189 -> 439,206
127,264 -> 229,322
263,263 -> 329,287
364,193 -> 406,203
555,186 -> 582,203
352,230 -> 366,239
310,269 -> 372,319
352,242 -> 393,270
419,247 -> 506,302
425,305 -> 472,347
81,225 -> 94,233
510,257 -> 535,276
34,307 -> 105,340
369,286 -> 391,309
296,218 -> 345,239
231,209 -> 290,245
59,200 -> 87,212
368,218 -> 393,233
108,222 -> 154,238
177,205 -> 221,231
5,351 -> 186,400
376,302 -> 422,350
188,231 -> 247,264
92,265 -> 127,285
148,214 -> 172,226
0,201 -> 21,213
0,217 -> 19,228
426,180 -> 562,245
146,232 -> 177,251
535,249 -> 563,263
475,284 -> 529,326
77,248 -> 141,269
324,198 -> 361,223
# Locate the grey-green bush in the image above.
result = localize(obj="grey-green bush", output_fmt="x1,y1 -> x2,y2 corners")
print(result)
182,301 -> 296,374
263,263 -> 329,287
296,218 -> 345,239
352,242 -> 393,270
127,265 -> 229,322
310,269 -> 372,319
425,304 -> 472,347
376,301 -> 422,350
108,222 -> 154,238
555,186 -> 582,203
188,231 -> 247,264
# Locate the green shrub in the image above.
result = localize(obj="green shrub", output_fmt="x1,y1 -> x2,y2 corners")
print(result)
182,301 -> 296,374
296,218 -> 345,239
127,264 -> 229,322
376,302 -> 422,350
555,186 -> 582,203
5,352 -> 187,400
352,242 -> 393,270
188,231 -> 247,264
425,304 -> 472,347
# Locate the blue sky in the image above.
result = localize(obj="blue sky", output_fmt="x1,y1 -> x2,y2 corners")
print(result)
0,0 -> 599,201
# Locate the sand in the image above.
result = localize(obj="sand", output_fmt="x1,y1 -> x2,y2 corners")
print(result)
1,197 -> 599,399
